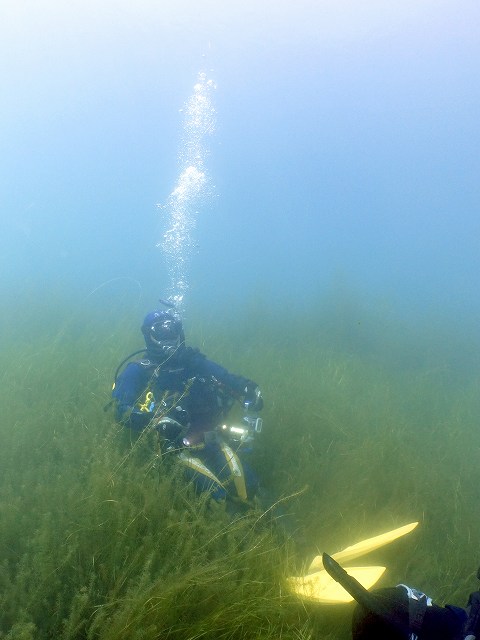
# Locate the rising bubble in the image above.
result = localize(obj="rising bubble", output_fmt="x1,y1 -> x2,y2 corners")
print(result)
158,72 -> 216,313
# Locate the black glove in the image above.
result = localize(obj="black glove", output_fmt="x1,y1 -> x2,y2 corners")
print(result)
244,383 -> 263,412
154,416 -> 186,444
153,405 -> 189,444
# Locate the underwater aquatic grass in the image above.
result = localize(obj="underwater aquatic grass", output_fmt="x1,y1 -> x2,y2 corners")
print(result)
201,296 -> 480,602
0,287 -> 479,638
0,293 -> 299,639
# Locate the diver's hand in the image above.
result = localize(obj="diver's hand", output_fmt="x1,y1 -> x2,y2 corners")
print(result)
153,416 -> 185,443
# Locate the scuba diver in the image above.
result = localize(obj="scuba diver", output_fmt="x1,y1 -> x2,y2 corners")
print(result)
322,552 -> 479,640
111,301 -> 264,509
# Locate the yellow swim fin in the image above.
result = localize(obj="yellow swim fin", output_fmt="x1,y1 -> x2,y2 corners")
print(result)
307,522 -> 418,574
287,565 -> 386,604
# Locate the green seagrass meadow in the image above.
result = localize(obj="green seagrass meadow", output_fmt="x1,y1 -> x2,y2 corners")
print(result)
1,287 -> 479,639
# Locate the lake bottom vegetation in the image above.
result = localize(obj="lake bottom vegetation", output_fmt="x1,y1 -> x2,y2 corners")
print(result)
1,287 -> 479,639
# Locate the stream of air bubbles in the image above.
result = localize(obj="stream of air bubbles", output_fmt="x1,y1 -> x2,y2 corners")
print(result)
158,72 -> 216,315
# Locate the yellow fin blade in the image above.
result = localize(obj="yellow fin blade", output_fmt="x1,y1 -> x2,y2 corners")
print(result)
288,566 -> 386,604
307,522 -> 418,574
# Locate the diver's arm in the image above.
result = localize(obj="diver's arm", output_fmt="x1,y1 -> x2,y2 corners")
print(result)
200,357 -> 263,410
112,363 -> 152,430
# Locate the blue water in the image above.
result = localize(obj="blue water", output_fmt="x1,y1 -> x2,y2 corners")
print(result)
1,1 -> 479,326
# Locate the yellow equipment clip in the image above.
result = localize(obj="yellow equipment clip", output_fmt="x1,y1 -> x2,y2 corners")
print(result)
138,391 -> 155,412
